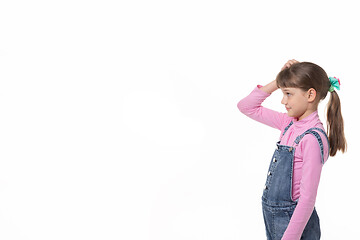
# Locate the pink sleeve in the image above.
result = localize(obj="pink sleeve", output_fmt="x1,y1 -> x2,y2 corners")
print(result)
281,135 -> 323,240
237,85 -> 289,130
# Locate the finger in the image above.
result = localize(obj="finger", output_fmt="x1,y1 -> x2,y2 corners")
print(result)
281,62 -> 290,70
281,59 -> 296,71
288,59 -> 298,66
282,63 -> 289,70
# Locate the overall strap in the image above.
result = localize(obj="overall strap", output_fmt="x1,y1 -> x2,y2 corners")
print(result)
293,128 -> 330,164
281,121 -> 293,138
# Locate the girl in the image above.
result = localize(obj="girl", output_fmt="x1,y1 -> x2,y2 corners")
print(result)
237,59 -> 347,240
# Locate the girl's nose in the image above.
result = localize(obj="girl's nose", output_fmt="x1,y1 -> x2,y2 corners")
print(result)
281,96 -> 286,105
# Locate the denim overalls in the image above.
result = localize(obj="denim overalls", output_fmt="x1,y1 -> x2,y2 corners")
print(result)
262,121 -> 329,240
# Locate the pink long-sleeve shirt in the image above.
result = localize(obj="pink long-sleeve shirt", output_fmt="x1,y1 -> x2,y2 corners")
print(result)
237,85 -> 329,240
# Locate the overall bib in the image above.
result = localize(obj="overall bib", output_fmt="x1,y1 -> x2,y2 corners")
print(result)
262,121 -> 329,240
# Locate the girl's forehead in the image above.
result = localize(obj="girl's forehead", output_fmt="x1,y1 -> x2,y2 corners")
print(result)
280,87 -> 308,94
280,87 -> 296,91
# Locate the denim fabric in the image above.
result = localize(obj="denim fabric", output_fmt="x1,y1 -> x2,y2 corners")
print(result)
261,121 -> 328,240
262,203 -> 321,240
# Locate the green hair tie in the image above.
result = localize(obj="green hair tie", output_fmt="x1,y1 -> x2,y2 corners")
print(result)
329,77 -> 340,92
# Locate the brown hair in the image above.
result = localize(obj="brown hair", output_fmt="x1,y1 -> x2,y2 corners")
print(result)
275,62 -> 347,157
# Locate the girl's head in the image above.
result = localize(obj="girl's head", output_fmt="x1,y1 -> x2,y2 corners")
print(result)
275,61 -> 347,156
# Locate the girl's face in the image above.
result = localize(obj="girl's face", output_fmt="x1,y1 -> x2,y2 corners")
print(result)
280,87 -> 311,120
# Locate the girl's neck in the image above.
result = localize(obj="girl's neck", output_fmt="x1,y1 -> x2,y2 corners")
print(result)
297,109 -> 317,121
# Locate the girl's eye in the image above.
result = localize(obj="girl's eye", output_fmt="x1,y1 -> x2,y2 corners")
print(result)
286,93 -> 291,96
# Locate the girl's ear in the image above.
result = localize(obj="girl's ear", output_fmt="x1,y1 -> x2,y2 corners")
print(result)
307,88 -> 317,102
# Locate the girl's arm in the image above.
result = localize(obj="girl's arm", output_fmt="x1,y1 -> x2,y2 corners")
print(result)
259,79 -> 278,94
281,135 -> 324,240
237,80 -> 289,131
237,59 -> 298,130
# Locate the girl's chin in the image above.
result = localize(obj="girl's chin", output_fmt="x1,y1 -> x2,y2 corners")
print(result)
286,111 -> 295,117
286,112 -> 301,120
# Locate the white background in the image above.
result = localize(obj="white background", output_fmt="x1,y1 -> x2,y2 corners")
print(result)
0,0 -> 358,239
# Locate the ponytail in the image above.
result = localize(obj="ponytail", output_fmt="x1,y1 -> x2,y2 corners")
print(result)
326,90 -> 347,156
